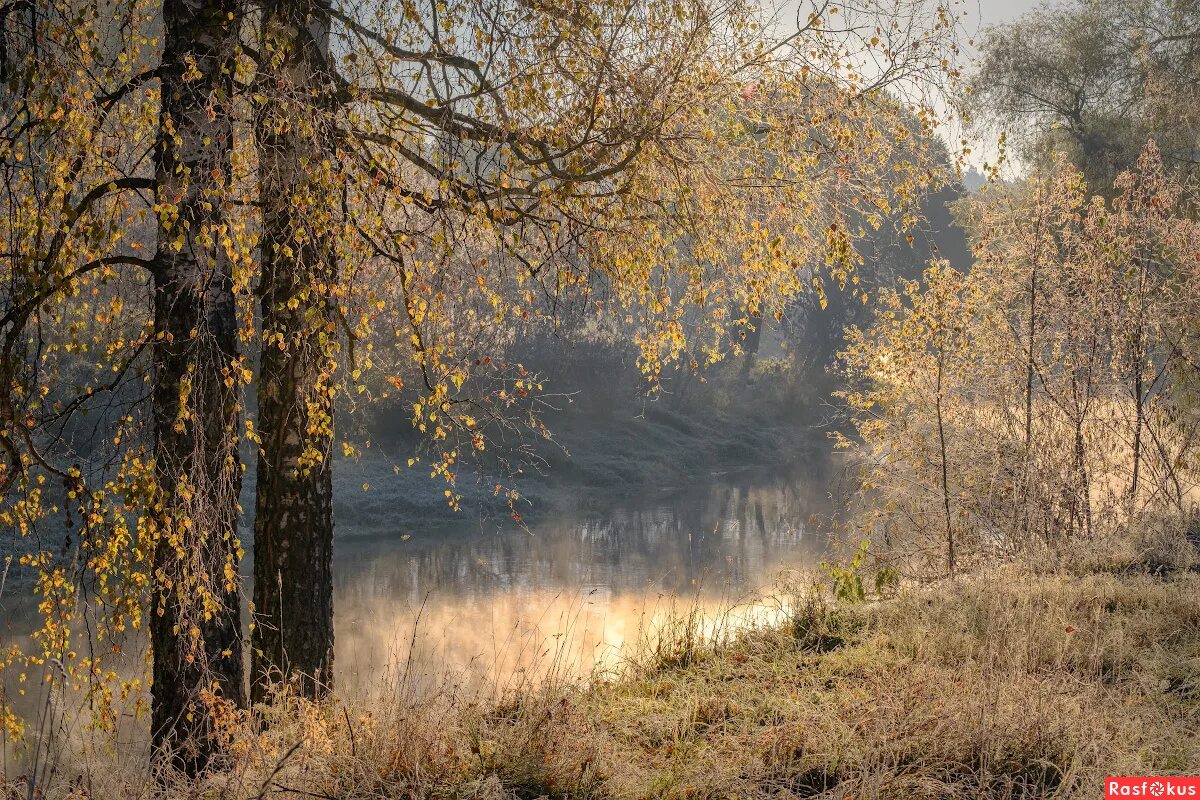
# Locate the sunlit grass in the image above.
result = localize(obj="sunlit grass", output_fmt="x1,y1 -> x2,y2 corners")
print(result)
5,526 -> 1197,799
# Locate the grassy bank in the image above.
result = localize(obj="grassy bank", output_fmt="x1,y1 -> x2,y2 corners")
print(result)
7,533 -> 1199,799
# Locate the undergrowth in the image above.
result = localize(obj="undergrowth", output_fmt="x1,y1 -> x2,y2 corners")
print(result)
4,531 -> 1198,799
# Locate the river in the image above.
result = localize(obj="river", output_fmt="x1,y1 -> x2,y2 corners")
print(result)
1,452 -> 845,763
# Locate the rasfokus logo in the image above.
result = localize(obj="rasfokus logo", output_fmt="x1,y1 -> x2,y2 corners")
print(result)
1106,777 -> 1200,798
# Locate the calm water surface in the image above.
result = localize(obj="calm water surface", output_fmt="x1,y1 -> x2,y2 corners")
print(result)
334,457 -> 841,691
2,454 -> 843,759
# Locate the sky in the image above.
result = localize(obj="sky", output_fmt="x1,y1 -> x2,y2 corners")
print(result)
967,0 -> 1042,34
958,0 -> 1046,171
771,0 -> 1046,75
768,0 -> 1054,170
774,0 -> 1044,43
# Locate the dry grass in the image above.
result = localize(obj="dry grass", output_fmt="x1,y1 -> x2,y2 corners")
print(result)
5,536 -> 1199,799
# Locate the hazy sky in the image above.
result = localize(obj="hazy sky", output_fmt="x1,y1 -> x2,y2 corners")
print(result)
772,1 -> 1047,56
968,0 -> 1042,32
769,0 -> 1052,169
959,1 -> 1046,170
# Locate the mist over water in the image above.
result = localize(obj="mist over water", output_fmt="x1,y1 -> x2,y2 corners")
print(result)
2,450 -> 844,759
332,456 -> 841,695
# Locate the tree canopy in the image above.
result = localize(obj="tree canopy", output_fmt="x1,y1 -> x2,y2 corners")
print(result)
969,0 -> 1200,188
1,0 -> 961,770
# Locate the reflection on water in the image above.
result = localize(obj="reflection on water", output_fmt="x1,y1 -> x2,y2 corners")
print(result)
334,457 -> 838,696
1,454 -> 841,759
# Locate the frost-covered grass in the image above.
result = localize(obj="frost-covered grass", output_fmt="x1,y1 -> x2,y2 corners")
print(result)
12,527 -> 1197,799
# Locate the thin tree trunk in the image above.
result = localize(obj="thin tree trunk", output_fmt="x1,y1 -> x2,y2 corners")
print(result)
1130,326 -> 1145,504
150,0 -> 245,774
1127,257 -> 1149,508
1025,270 -> 1036,450
740,306 -> 764,379
935,349 -> 955,575
1074,422 -> 1092,538
251,0 -> 338,703
1018,266 -> 1037,543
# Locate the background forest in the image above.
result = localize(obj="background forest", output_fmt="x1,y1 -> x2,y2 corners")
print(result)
2,0 -> 1200,797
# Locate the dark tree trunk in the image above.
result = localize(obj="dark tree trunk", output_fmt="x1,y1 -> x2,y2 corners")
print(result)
1016,266 -> 1037,543
740,307 -> 765,378
1128,259 -> 1149,509
1074,421 -> 1093,538
935,349 -> 955,575
1025,270 -> 1036,451
1130,328 -> 1145,503
250,0 -> 338,703
150,0 -> 246,775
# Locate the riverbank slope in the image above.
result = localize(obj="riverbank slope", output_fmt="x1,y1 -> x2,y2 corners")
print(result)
6,528 -> 1198,798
